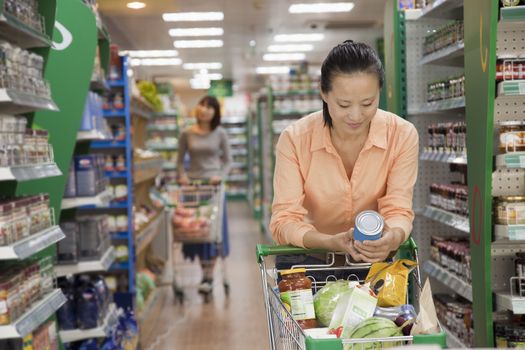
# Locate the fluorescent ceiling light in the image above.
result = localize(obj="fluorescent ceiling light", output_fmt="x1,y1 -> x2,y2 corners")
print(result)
130,58 -> 182,66
127,2 -> 146,9
289,2 -> 354,13
195,73 -> 223,80
268,44 -> 314,52
256,66 -> 291,75
174,40 -> 223,48
190,78 -> 211,89
183,62 -> 223,70
125,50 -> 179,58
163,12 -> 224,22
263,53 -> 306,61
274,33 -> 325,42
169,27 -> 224,37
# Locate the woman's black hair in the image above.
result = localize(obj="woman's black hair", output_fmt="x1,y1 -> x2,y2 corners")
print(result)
198,95 -> 221,130
320,40 -> 384,128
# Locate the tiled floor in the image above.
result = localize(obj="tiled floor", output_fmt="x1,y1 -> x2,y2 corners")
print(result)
142,201 -> 271,350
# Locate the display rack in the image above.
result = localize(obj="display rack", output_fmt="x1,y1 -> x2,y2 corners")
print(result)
146,111 -> 179,183
0,226 -> 65,260
223,116 -> 249,200
247,106 -> 262,219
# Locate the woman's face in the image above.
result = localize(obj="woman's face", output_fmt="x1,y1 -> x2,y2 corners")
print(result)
196,102 -> 215,124
321,72 -> 380,137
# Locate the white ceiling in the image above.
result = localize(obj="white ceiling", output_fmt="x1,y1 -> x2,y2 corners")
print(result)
98,0 -> 387,91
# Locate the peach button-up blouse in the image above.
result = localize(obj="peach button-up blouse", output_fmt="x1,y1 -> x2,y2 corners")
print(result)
270,109 -> 419,248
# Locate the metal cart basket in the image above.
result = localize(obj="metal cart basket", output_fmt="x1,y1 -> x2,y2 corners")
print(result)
256,239 -> 447,350
166,183 -> 224,244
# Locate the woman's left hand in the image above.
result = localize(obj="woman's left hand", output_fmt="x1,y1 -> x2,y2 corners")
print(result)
209,176 -> 222,185
353,227 -> 405,263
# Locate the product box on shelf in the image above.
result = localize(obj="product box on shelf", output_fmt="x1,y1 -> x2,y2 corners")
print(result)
434,294 -> 473,347
72,155 -> 108,197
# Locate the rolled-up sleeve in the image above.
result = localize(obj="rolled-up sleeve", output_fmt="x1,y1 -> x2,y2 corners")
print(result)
270,130 -> 315,248
377,124 -> 419,241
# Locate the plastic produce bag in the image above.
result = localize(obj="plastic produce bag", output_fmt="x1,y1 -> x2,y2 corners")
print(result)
313,280 -> 354,327
411,278 -> 440,335
365,259 -> 417,307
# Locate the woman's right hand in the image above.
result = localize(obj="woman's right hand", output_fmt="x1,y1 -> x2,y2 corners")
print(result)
329,229 -> 363,262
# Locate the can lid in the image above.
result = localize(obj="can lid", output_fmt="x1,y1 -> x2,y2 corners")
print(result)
280,268 -> 306,276
356,210 -> 384,235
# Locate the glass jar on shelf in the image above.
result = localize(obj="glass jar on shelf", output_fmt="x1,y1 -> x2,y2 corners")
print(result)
499,121 -> 525,153
495,196 -> 525,225
0,202 -> 13,246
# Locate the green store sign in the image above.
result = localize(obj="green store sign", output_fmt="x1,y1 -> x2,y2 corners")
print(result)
208,80 -> 233,97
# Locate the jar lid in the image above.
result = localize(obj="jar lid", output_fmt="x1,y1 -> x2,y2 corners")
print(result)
280,268 -> 306,276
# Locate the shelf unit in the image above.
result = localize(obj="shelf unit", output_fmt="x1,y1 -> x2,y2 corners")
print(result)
0,226 -> 65,260
55,246 -> 116,277
224,116 -> 249,200
247,106 -> 262,219
59,303 -> 119,343
389,1 -> 525,346
146,111 -> 180,183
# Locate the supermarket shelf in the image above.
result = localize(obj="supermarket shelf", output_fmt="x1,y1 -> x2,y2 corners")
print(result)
419,0 -> 463,20
423,261 -> 472,302
495,292 -> 525,314
134,159 -> 163,184
138,288 -> 160,324
410,96 -> 465,114
55,247 -> 116,277
232,162 -> 247,169
228,175 -> 248,182
103,110 -> 126,118
111,232 -> 129,240
231,149 -> 248,156
273,109 -> 318,117
90,79 -> 110,93
225,127 -> 247,135
0,163 -> 62,182
162,163 -> 177,171
148,145 -> 178,151
147,124 -> 177,131
222,117 -> 247,124
131,96 -> 155,120
77,130 -> 111,142
418,205 -> 469,233
227,193 -> 247,201
495,224 -> 525,241
107,201 -> 128,210
136,212 -> 163,255
0,12 -> 51,49
105,170 -> 127,179
229,140 -> 247,146
500,5 -> 525,30
442,325 -> 467,349
0,88 -> 58,114
91,140 -> 126,149
273,89 -> 320,97
0,289 -> 66,339
61,189 -> 113,210
108,80 -> 125,88
420,149 -> 467,164
498,80 -> 525,97
60,304 -> 118,343
153,112 -> 177,119
496,152 -> 525,168
0,226 -> 64,260
110,261 -> 129,270
419,42 -> 464,66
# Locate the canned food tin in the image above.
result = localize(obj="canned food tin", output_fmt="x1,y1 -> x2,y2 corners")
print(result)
354,210 -> 384,241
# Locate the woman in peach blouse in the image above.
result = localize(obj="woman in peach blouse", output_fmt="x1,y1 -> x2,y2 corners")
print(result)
270,40 -> 419,264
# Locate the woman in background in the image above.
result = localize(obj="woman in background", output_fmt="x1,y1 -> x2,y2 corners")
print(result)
177,95 -> 232,295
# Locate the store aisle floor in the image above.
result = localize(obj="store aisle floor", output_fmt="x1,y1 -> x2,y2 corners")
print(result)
143,201 -> 271,350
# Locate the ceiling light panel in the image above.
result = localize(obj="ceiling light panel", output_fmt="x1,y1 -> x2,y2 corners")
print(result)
267,44 -> 314,52
162,12 -> 224,22
289,2 -> 354,14
190,78 -> 211,89
127,2 -> 146,9
125,50 -> 179,58
194,73 -> 223,80
263,53 -> 306,61
256,66 -> 291,74
169,27 -> 224,37
274,33 -> 325,42
183,62 -> 223,70
130,58 -> 182,66
174,40 -> 223,48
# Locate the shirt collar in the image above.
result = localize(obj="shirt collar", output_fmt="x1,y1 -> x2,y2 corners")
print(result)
310,109 -> 388,152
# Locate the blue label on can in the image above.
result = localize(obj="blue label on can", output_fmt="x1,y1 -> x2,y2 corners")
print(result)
354,226 -> 381,241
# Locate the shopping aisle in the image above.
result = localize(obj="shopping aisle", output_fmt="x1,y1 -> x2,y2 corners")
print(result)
142,201 -> 270,350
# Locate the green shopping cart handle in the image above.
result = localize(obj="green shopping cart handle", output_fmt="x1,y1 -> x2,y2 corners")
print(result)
256,237 -> 417,262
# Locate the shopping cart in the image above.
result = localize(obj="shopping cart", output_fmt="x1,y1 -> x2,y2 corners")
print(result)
164,182 -> 229,303
256,239 -> 447,350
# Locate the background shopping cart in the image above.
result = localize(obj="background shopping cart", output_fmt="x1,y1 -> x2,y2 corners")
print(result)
164,183 -> 228,303
256,239 -> 447,350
